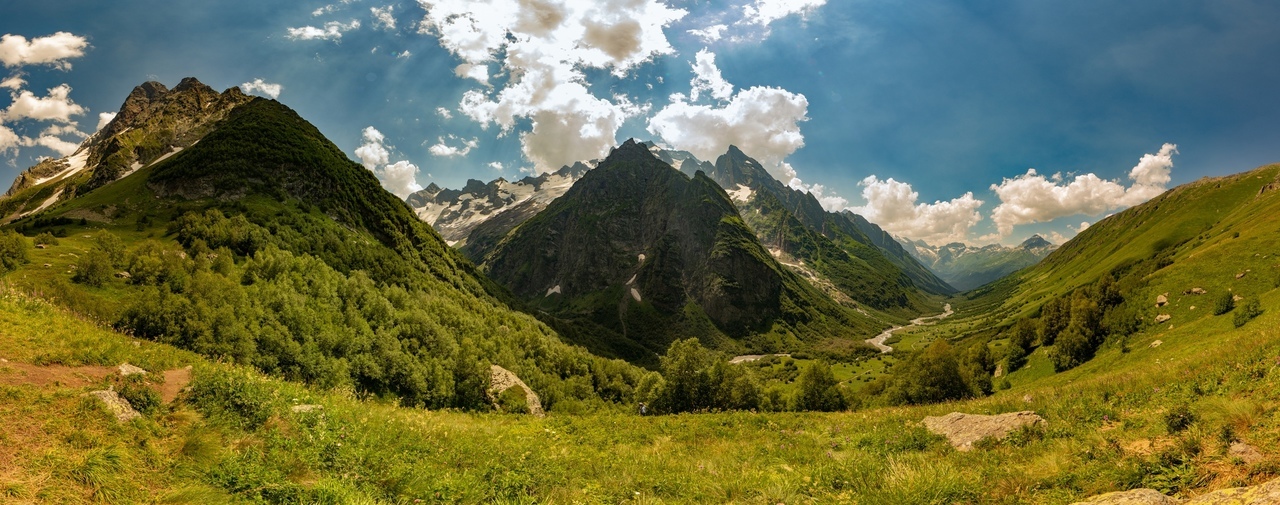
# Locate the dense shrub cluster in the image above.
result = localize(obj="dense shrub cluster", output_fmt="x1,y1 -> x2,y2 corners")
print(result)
0,229 -> 29,273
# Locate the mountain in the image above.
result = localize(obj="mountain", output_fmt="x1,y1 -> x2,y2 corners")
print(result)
2,78 -> 252,222
1,78 -> 644,410
688,146 -> 955,307
478,139 -> 880,361
901,234 -> 1057,291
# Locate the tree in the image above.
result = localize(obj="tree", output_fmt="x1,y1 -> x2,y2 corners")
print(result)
1050,326 -> 1093,371
0,230 -> 29,274
958,343 -> 994,397
885,340 -> 968,405
1038,297 -> 1070,345
1213,291 -> 1236,316
792,361 -> 845,412
656,338 -> 719,413
1005,318 -> 1037,373
73,249 -> 114,287
1233,299 -> 1263,328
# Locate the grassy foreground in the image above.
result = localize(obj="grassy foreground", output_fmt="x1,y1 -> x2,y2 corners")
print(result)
0,284 -> 1278,504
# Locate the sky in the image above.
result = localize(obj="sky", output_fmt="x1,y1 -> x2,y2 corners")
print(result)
3,0 -> 1279,246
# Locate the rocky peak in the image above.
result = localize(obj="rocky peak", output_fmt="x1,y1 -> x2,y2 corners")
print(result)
173,77 -> 214,94
1020,234 -> 1052,250
603,138 -> 660,166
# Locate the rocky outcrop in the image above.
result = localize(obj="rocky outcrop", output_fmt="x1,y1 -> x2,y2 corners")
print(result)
1156,293 -> 1168,307
922,411 -> 1045,451
86,389 -> 141,422
1156,314 -> 1172,324
1071,477 -> 1280,504
488,365 -> 544,417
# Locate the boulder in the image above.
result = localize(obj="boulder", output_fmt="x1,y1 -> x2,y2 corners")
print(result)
922,411 -> 1044,451
1156,293 -> 1169,307
115,271 -> 132,279
1228,442 -> 1264,464
1185,476 -> 1280,504
1156,314 -> 1172,324
117,363 -> 147,376
1233,294 -> 1244,302
1186,288 -> 1207,295
86,390 -> 141,421
1150,340 -> 1163,348
489,365 -> 545,417
1071,488 -> 1180,504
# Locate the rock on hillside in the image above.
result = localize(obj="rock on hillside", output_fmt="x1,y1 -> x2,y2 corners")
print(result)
922,411 -> 1045,451
1071,476 -> 1280,504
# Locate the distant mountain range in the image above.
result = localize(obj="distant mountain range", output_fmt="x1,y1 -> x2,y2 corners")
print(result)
899,235 -> 1058,291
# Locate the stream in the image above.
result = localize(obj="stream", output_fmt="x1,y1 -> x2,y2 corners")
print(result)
865,303 -> 954,353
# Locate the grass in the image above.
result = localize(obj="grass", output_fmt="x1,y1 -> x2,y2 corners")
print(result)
1,276 -> 1278,503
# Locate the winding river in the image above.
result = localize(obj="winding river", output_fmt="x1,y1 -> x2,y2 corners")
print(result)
865,303 -> 954,353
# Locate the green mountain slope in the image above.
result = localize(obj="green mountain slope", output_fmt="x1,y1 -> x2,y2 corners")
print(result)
1,82 -> 643,410
480,140 -> 883,361
902,235 -> 1057,291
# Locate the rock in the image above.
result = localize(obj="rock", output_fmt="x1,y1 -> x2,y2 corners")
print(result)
1156,314 -> 1172,324
1228,442 -> 1264,464
117,363 -> 147,376
291,404 -> 323,413
1233,294 -> 1245,302
1022,394 -> 1034,403
1156,293 -> 1169,307
489,365 -> 545,417
35,243 -> 47,249
1185,476 -> 1280,504
115,271 -> 132,279
1186,288 -> 1207,295
1071,488 -> 1180,504
1236,272 -> 1248,279
1150,340 -> 1163,348
42,263 -> 51,268
922,411 -> 1045,451
1190,306 -> 1196,311
86,390 -> 141,421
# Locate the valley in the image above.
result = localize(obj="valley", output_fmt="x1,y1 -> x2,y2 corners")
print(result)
0,77 -> 1278,504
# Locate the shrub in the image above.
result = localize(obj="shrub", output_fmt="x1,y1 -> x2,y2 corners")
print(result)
1212,291 -> 1235,316
1233,299 -> 1263,328
884,341 -> 969,405
1164,404 -> 1196,433
117,376 -> 162,416
792,361 -> 845,412
496,387 -> 530,414
73,249 -> 114,287
34,231 -> 59,246
0,229 -> 29,273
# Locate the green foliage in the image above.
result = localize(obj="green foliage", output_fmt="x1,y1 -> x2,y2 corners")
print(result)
1050,327 -> 1093,372
1163,404 -> 1196,433
884,341 -> 970,405
1213,291 -> 1236,316
116,375 -> 162,416
0,229 -> 29,273
1004,319 -> 1036,373
1038,296 -> 1070,346
1233,299 -> 1263,328
652,339 -> 762,413
73,249 -> 114,287
958,342 -> 994,396
496,387 -> 530,414
792,361 -> 846,412
33,231 -> 59,246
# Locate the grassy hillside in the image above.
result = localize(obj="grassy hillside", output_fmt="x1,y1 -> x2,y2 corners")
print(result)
2,268 -> 1278,503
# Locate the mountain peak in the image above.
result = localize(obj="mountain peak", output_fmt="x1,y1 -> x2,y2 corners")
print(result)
1020,234 -> 1052,250
603,138 -> 658,165
173,77 -> 215,94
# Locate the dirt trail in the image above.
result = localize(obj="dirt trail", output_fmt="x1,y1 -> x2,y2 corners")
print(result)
0,359 -> 193,403
865,303 -> 954,353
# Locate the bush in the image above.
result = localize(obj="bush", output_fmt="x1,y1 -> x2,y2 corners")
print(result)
1212,291 -> 1235,316
496,387 -> 530,414
0,229 -> 29,273
1050,327 -> 1094,372
117,376 -> 162,416
884,341 -> 969,405
1233,299 -> 1263,328
792,361 -> 846,412
34,231 -> 59,246
73,249 -> 114,287
1164,404 -> 1196,433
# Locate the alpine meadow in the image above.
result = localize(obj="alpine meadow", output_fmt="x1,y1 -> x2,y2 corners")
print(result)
3,1 -> 1280,504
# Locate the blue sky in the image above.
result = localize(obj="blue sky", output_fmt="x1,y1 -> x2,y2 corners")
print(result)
3,0 -> 1279,245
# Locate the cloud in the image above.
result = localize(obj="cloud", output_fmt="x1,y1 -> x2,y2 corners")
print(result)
689,49 -> 733,101
848,176 -> 985,245
371,6 -> 397,30
0,32 -> 89,70
989,143 -> 1178,236
488,161 -> 504,170
427,135 -> 478,157
0,125 -> 21,154
436,107 -> 453,119
0,74 -> 24,90
380,160 -> 423,198
2,84 -> 86,123
353,126 -> 423,198
741,0 -> 827,27
417,0 -> 686,173
96,112 -> 116,131
286,20 -> 361,41
240,78 -> 283,99
688,24 -> 727,43
33,133 -> 79,156
789,181 -> 848,212
354,126 -> 389,170
396,50 -> 412,59
313,5 -> 337,16
648,59 -> 808,181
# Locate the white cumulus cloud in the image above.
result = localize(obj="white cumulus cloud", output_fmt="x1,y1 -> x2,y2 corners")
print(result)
848,176 -> 985,245
371,6 -> 397,30
488,161 -> 504,171
2,84 -> 86,123
0,32 -> 89,70
989,143 -> 1178,236
741,0 -> 826,28
688,24 -> 727,43
427,135 -> 478,157
689,49 -> 733,101
287,20 -> 361,41
648,52 -> 808,181
0,125 -> 23,154
96,112 -> 117,131
436,107 -> 453,119
0,74 -> 25,90
240,78 -> 283,99
417,0 -> 686,173
354,126 -> 423,198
